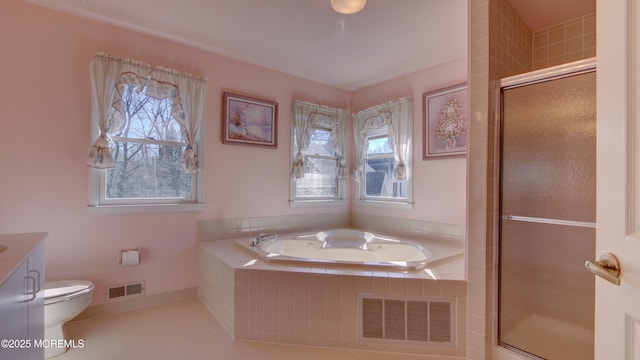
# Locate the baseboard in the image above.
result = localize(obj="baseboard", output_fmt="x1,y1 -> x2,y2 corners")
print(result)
68,287 -> 198,323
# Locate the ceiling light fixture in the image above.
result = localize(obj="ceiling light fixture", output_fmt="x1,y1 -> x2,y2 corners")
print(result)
331,0 -> 367,15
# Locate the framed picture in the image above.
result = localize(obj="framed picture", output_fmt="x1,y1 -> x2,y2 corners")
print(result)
222,92 -> 278,148
423,84 -> 468,159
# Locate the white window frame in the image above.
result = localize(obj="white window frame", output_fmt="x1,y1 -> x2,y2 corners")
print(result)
290,128 -> 347,207
88,149 -> 205,215
88,81 -> 205,215
289,102 -> 348,207
355,128 -> 413,209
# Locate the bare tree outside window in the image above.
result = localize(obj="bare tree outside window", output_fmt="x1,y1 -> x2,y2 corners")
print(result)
107,84 -> 192,200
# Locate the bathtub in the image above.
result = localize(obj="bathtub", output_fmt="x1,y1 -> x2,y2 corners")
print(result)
236,228 -> 463,270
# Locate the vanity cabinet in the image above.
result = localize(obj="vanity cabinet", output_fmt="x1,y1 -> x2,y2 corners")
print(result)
0,233 -> 45,360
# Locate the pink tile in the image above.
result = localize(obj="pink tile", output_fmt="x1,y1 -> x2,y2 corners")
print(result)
278,285 -> 295,304
248,270 -> 263,286
388,278 -> 406,296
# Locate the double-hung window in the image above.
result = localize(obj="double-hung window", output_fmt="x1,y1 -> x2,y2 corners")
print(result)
105,85 -> 192,203
353,97 -> 413,207
363,132 -> 407,199
294,127 -> 339,199
290,101 -> 348,205
87,53 -> 207,213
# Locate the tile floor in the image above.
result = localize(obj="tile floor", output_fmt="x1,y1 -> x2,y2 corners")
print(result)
54,299 -> 452,360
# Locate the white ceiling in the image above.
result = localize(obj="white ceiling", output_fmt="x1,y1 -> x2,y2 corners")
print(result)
24,0 -> 595,91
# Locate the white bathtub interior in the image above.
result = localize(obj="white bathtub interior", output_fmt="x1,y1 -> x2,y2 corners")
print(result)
237,229 -> 463,270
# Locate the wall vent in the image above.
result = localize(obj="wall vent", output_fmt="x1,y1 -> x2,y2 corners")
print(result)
358,295 -> 455,347
106,281 -> 145,301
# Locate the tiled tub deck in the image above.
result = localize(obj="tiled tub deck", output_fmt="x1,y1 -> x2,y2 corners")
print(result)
197,235 -> 466,359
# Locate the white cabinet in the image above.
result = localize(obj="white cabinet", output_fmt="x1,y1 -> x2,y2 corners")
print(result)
0,234 -> 45,360
27,241 -> 44,360
0,259 -> 29,359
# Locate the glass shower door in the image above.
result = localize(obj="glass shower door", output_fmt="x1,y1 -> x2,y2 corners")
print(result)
498,69 -> 596,360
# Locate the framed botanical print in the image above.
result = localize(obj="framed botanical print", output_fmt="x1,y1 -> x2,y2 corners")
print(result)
423,84 -> 468,158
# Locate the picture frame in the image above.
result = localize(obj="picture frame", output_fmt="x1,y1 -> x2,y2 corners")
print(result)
222,92 -> 278,148
423,84 -> 468,159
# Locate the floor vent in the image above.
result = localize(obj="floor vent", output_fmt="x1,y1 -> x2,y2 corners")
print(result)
106,281 -> 145,301
358,295 -> 455,346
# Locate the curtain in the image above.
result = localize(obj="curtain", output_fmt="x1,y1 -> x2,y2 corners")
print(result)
291,101 -> 315,178
331,109 -> 349,178
388,97 -> 412,180
154,66 -> 208,174
352,97 -> 412,181
87,53 -> 208,174
87,53 -> 126,169
291,101 -> 348,178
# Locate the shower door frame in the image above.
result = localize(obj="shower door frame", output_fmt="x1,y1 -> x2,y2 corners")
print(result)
493,57 -> 597,360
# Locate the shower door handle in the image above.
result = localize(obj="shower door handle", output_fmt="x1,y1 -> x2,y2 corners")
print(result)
585,252 -> 621,286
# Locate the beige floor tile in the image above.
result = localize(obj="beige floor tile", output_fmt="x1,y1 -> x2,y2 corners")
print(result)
53,298 -> 456,360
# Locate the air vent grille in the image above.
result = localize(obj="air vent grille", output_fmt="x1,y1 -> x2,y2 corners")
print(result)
106,281 -> 145,301
359,295 -> 455,346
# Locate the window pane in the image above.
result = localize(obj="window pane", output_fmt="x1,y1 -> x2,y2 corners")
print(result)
364,157 -> 406,198
116,85 -> 183,142
106,141 -> 192,199
367,136 -> 392,155
295,157 -> 337,197
364,134 -> 407,199
304,128 -> 335,156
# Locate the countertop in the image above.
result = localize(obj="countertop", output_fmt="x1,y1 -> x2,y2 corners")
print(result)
0,232 -> 47,284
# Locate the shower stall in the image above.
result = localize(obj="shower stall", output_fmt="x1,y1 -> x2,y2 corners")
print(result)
498,60 -> 596,360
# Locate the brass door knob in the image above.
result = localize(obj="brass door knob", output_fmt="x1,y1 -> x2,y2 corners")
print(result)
585,252 -> 621,286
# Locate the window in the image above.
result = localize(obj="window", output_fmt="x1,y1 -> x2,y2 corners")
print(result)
103,84 -> 193,204
87,53 -> 207,212
363,135 -> 407,199
352,97 -> 413,207
290,101 -> 348,205
294,127 -> 339,199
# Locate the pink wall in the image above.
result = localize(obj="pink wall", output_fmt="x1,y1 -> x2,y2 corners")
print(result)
0,0 -> 466,304
350,59 -> 468,225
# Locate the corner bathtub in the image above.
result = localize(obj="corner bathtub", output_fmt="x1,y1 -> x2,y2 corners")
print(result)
236,229 -> 463,270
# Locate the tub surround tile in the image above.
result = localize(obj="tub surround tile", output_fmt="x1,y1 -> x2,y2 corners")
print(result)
196,214 -> 465,357
197,239 -> 466,358
198,212 -> 465,247
197,212 -> 350,242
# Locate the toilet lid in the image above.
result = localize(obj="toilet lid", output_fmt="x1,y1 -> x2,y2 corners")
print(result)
44,280 -> 94,300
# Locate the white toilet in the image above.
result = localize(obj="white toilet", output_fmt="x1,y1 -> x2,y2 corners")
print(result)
44,280 -> 94,359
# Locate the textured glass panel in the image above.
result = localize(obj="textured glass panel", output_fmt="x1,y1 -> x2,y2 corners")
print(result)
500,221 -> 594,360
502,72 -> 596,222
499,71 -> 595,360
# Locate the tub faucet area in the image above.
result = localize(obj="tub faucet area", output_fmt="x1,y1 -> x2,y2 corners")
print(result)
250,233 -> 277,247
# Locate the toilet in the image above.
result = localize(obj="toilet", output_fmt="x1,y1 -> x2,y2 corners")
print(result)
44,280 -> 94,359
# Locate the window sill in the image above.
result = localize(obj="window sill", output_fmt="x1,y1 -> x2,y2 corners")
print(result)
355,199 -> 414,210
289,199 -> 348,208
88,203 -> 205,215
